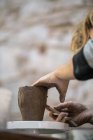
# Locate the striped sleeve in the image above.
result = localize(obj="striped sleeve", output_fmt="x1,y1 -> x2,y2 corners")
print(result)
73,39 -> 93,80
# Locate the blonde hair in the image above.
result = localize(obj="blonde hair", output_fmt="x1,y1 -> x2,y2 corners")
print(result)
71,10 -> 93,52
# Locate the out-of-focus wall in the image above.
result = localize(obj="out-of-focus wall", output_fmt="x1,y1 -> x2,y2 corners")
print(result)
0,0 -> 93,121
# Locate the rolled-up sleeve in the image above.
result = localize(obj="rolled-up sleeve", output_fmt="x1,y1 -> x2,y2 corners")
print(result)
73,39 -> 93,80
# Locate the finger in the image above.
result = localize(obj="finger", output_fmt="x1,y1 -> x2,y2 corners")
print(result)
64,117 -> 77,127
46,105 -> 60,114
61,108 -> 69,112
69,120 -> 78,127
32,78 -> 44,86
54,101 -> 73,111
32,76 -> 53,88
56,112 -> 68,122
56,80 -> 69,102
49,112 -> 57,120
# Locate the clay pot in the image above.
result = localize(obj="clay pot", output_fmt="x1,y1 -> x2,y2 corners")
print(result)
18,86 -> 47,120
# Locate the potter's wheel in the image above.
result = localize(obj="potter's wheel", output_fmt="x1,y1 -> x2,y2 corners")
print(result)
7,121 -> 69,135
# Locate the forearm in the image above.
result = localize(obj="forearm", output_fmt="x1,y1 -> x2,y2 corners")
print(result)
53,39 -> 93,81
54,59 -> 75,80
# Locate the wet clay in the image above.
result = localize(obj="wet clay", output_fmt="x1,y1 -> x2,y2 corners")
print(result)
18,86 -> 47,121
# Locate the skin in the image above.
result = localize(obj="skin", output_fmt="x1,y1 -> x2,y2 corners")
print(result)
89,28 -> 93,39
33,29 -> 93,101
33,60 -> 73,102
33,28 -> 93,125
52,101 -> 93,127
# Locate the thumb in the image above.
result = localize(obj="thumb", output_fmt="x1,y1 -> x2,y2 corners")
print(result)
56,80 -> 69,102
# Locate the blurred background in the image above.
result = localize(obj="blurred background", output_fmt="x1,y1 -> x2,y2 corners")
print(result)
0,0 -> 93,122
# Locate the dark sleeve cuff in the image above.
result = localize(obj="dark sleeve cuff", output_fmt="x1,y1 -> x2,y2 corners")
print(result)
73,48 -> 93,80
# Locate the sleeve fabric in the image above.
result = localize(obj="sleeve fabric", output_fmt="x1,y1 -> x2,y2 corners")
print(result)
73,39 -> 93,80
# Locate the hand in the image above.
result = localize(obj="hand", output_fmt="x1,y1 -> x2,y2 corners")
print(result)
52,101 -> 93,127
33,72 -> 69,102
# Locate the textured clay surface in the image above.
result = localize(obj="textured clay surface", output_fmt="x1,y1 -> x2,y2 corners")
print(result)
18,86 -> 47,120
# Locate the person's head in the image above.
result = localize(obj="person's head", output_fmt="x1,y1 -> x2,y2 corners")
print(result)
71,10 -> 93,52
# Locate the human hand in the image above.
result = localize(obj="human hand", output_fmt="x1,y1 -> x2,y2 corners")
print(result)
33,72 -> 69,102
51,101 -> 93,127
